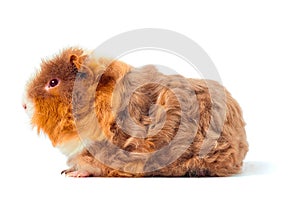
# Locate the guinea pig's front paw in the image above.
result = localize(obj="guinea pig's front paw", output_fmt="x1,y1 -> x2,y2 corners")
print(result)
61,168 -> 91,178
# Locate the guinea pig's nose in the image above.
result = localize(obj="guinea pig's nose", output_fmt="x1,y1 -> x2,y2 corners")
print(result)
23,103 -> 27,110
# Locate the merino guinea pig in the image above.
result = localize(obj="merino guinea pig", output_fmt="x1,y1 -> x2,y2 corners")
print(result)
23,47 -> 248,177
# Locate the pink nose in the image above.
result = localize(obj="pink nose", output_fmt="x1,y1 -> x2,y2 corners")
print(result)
23,103 -> 27,110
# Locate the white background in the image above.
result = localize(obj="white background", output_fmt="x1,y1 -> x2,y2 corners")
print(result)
0,0 -> 299,199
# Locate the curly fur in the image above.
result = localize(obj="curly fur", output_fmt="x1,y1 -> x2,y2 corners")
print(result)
25,48 -> 248,177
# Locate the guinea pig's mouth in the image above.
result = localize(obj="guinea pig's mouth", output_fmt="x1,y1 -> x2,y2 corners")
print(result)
22,93 -> 35,119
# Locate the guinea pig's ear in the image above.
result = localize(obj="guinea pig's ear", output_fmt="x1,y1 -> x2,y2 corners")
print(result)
70,54 -> 88,69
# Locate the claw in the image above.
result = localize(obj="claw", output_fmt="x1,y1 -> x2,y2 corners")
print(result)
61,168 -> 74,175
61,169 -> 91,177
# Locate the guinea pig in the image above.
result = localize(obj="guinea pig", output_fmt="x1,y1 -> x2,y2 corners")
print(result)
23,47 -> 248,177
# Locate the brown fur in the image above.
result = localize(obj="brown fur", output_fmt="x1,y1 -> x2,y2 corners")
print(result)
25,47 -> 248,177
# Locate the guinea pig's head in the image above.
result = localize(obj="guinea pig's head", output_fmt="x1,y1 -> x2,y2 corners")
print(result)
23,48 -> 90,146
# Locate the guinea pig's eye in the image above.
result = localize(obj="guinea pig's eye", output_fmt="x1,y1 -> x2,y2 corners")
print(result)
49,79 -> 59,88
